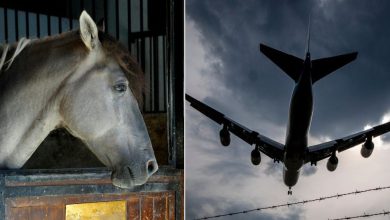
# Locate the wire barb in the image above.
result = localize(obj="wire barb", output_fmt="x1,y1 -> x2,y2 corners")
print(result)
193,185 -> 390,220
329,210 -> 390,220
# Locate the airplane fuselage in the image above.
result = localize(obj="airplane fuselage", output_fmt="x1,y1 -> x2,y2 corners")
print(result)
283,53 -> 313,188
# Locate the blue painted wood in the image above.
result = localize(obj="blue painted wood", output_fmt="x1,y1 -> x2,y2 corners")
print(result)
0,173 -> 5,219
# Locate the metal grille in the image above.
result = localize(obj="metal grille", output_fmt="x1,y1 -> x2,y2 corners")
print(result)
0,0 -> 167,113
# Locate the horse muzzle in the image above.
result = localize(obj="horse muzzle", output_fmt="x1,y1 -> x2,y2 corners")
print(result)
111,159 -> 158,188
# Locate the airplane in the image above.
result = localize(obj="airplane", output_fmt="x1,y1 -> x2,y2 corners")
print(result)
186,21 -> 390,195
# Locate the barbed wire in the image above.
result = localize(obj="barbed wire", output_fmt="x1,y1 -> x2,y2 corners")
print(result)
194,185 -> 390,220
329,210 -> 390,220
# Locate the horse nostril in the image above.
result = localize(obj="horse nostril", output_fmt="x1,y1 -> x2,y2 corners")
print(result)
126,166 -> 134,180
147,160 -> 158,176
148,163 -> 154,173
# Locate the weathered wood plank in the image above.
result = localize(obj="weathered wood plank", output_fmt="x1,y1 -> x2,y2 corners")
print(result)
30,206 -> 48,220
6,192 -> 178,220
7,207 -> 30,220
47,205 -> 64,220
127,196 -> 140,220
140,196 -> 153,220
7,192 -> 171,208
4,166 -> 181,187
168,193 -> 175,220
153,196 -> 167,220
1,168 -> 183,220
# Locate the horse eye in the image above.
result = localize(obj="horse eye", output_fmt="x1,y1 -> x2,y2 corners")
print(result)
114,83 -> 127,93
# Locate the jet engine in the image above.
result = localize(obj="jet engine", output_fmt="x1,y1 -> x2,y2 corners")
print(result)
251,148 -> 261,165
326,153 -> 338,172
219,126 -> 230,146
361,137 -> 374,158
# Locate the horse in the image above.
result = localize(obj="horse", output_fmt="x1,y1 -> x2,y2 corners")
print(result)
0,11 -> 158,188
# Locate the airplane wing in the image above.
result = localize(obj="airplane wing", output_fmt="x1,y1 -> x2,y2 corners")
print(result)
306,121 -> 390,163
186,94 -> 285,161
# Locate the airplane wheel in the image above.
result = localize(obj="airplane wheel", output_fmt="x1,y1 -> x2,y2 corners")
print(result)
288,187 -> 292,195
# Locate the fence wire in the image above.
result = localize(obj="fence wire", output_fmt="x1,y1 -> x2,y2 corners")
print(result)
329,210 -> 390,220
194,186 -> 390,220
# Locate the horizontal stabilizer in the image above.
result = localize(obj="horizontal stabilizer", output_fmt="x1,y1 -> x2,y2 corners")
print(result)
312,52 -> 358,83
260,43 -> 303,82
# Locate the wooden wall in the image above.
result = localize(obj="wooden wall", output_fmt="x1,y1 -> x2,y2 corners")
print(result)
6,192 -> 175,220
0,167 -> 183,220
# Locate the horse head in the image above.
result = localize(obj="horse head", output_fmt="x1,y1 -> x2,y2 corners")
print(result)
60,11 -> 158,188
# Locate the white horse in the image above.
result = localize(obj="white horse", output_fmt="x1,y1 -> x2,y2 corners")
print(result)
0,11 -> 158,188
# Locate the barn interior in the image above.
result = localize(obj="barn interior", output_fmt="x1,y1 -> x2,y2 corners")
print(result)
0,0 -> 183,169
0,1 -> 183,219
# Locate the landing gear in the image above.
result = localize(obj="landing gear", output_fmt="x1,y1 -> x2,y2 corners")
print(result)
288,187 -> 292,195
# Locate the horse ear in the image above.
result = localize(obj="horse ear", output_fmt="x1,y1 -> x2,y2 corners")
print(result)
79,10 -> 100,50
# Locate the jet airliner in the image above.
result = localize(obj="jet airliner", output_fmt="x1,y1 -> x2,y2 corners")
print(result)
186,24 -> 390,195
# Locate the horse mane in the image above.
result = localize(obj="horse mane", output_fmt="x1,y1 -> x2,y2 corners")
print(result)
0,30 -> 145,110
0,38 -> 31,72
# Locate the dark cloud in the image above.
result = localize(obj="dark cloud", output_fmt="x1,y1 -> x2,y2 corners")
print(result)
186,0 -> 390,219
202,160 -> 257,182
382,134 -> 390,143
264,159 -> 283,178
301,165 -> 318,176
263,160 -> 317,178
187,0 -> 390,138
186,190 -> 304,220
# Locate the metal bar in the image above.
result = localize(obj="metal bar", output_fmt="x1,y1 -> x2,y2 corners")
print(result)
136,39 -> 140,64
80,0 -> 85,11
47,15 -> 51,35
163,35 -> 167,111
36,13 -> 40,38
14,9 -> 19,40
69,0 -> 73,29
104,0 -> 108,33
173,0 -> 184,168
149,37 -> 153,111
4,7 -> 8,43
140,0 -> 146,104
115,0 -> 119,40
122,31 -> 160,39
140,41 -> 146,105
140,0 -> 144,32
25,11 -> 29,37
58,16 -> 62,33
92,0 -> 96,20
153,36 -> 159,111
127,0 -> 132,52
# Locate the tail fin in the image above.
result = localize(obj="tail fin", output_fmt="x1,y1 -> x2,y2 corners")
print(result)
260,14 -> 357,83
260,43 -> 303,82
311,52 -> 358,83
305,13 -> 311,55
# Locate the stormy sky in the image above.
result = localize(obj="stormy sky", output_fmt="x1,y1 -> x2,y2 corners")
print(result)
185,0 -> 390,219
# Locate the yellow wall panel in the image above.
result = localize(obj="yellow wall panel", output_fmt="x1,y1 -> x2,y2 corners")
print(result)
66,201 -> 126,220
